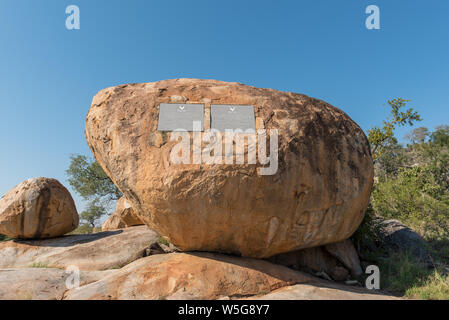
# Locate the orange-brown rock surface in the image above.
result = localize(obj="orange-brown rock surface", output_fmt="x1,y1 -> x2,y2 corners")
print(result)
0,268 -> 116,300
0,226 -> 157,271
0,178 -> 79,239
102,197 -> 143,231
64,252 -> 396,300
116,197 -> 144,226
101,212 -> 125,231
85,79 -> 374,258
65,252 -> 319,300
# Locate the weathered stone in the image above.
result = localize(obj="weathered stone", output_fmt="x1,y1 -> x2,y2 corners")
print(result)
145,241 -> 179,256
64,252 -> 319,300
378,219 -> 430,263
250,283 -> 399,300
64,252 -> 397,300
0,268 -> 115,300
101,212 -> 126,231
101,197 -> 144,231
116,197 -> 144,226
324,239 -> 362,277
0,178 -> 79,239
0,226 -> 158,270
85,79 -> 374,258
269,243 -> 352,281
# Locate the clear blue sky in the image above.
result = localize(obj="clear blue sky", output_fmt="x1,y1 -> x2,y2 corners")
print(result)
1,0 -> 448,211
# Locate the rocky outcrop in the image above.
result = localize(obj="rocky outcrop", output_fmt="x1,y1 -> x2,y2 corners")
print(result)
324,239 -> 363,277
0,178 -> 79,239
378,219 -> 430,263
0,227 -> 397,300
269,239 -> 361,281
101,212 -> 126,231
85,79 -> 374,258
0,268 -> 115,300
64,252 -> 395,300
64,252 -> 322,300
101,197 -> 143,231
250,283 -> 398,300
116,197 -> 144,226
0,226 -> 158,270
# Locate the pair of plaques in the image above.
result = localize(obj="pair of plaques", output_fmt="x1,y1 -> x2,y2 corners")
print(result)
157,103 -> 256,132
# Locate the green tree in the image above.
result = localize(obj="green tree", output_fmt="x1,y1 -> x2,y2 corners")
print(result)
430,125 -> 449,147
79,200 -> 107,228
368,98 -> 422,162
66,154 -> 122,229
405,127 -> 429,144
421,126 -> 449,191
375,139 -> 407,178
66,154 -> 121,202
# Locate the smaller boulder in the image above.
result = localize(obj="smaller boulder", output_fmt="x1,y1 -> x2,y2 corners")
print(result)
101,212 -> 126,231
101,197 -> 144,231
378,219 -> 430,263
115,197 -> 143,226
0,178 -> 79,239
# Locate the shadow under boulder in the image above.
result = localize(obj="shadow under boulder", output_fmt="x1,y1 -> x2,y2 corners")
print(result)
268,239 -> 362,282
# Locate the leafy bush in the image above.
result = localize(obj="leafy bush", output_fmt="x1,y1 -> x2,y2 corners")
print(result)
361,112 -> 449,299
372,167 -> 449,239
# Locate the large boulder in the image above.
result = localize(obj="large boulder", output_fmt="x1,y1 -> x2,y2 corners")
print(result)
101,197 -> 143,231
0,178 -> 79,239
85,79 -> 374,258
0,225 -> 158,270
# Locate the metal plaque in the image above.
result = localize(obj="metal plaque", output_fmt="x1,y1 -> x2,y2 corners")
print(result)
211,105 -> 256,132
157,103 -> 204,131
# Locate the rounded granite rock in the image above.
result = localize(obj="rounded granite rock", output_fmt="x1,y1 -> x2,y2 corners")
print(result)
85,79 -> 374,258
0,178 -> 79,239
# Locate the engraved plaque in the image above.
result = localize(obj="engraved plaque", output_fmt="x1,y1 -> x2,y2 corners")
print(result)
157,103 -> 204,131
211,105 -> 256,132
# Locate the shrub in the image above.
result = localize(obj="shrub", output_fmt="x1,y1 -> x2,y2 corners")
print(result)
372,166 -> 449,240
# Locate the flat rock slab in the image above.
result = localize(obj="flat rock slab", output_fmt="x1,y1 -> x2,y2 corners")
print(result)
250,283 -> 399,300
0,268 -> 115,300
64,252 -> 396,300
0,226 -> 158,270
65,252 -> 319,300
